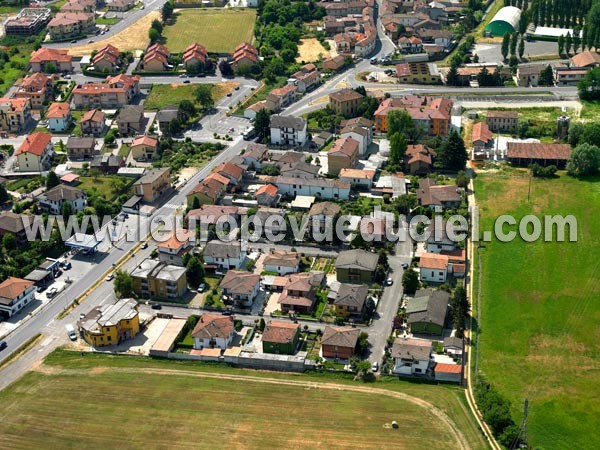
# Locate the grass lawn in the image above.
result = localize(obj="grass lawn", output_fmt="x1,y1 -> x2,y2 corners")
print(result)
77,175 -> 132,202
0,348 -> 487,449
474,172 -> 600,449
118,144 -> 131,158
163,9 -> 256,53
144,83 -> 234,110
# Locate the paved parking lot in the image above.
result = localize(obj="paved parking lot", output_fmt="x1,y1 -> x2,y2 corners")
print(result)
474,40 -> 559,64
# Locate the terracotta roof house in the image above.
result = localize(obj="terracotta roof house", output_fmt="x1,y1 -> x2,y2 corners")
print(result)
131,134 -> 159,160
219,270 -> 261,307
0,276 -> 36,319
15,132 -> 53,172
0,98 -> 31,133
486,110 -> 518,133
321,326 -> 360,359
232,42 -> 259,69
92,44 -> 122,73
278,272 -> 324,314
262,321 -> 301,355
142,43 -> 170,72
328,136 -> 360,175
187,173 -> 229,206
214,162 -> 244,185
117,104 -> 144,136
374,95 -> 452,135
156,230 -> 195,266
570,50 -> 600,68
471,121 -> 493,152
45,102 -> 72,132
406,288 -> 450,335
506,143 -> 571,168
72,74 -> 140,109
403,144 -> 436,175
183,42 -> 208,68
323,55 -> 346,72
335,249 -> 379,283
244,100 -> 269,120
48,12 -> 94,40
333,283 -> 369,318
256,183 -> 279,206
30,48 -> 73,72
14,72 -> 55,109
0,212 -> 37,246
80,109 -> 106,136
191,313 -> 235,350
418,252 -> 465,283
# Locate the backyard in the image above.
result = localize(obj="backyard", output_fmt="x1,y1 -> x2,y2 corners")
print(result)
0,348 -> 487,450
474,172 -> 600,449
77,175 -> 133,202
144,82 -> 236,110
162,9 -> 256,53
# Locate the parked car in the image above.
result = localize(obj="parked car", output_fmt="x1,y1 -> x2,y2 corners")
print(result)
151,304 -> 162,310
105,273 -> 114,282
183,79 -> 190,84
0,341 -> 7,351
385,277 -> 393,286
402,263 -> 409,270
141,243 -> 148,249
198,283 -> 206,292
371,361 -> 379,372
46,287 -> 58,298
221,310 -> 233,316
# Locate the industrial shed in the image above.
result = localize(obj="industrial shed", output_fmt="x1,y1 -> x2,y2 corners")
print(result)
484,6 -> 521,37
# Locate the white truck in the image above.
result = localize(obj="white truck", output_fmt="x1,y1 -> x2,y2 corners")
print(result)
65,324 -> 77,341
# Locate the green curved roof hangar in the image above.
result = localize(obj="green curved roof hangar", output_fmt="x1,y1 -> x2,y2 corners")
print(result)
484,6 -> 521,37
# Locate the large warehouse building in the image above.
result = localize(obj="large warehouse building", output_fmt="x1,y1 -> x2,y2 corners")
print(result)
484,6 -> 521,37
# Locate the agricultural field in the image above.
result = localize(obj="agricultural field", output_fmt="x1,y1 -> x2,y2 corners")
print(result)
475,171 -> 600,449
144,82 -> 236,110
0,349 -> 487,450
162,9 -> 256,53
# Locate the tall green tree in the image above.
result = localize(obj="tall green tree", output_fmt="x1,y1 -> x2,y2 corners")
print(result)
450,286 -> 469,337
254,109 -> 271,143
46,171 -> 60,189
438,130 -> 468,171
501,33 -> 510,60
194,84 -> 214,109
567,143 -> 600,176
565,32 -> 572,54
401,268 -> 419,295
186,255 -> 205,287
510,33 -> 518,56
389,132 -> 407,165
518,36 -> 525,59
114,270 -> 134,298
558,34 -> 565,55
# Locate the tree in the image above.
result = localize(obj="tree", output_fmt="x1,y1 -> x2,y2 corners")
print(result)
61,201 -> 73,221
510,33 -> 518,56
114,270 -> 134,298
46,171 -> 60,189
2,233 -> 16,251
438,130 -> 468,171
161,0 -> 173,22
455,170 -> 469,188
387,110 -> 420,141
566,143 -> 600,176
539,64 -> 554,86
168,118 -> 182,136
254,109 -> 271,142
45,62 -> 56,74
218,60 -> 233,77
364,297 -> 376,318
357,332 -> 369,353
578,67 -> 600,100
446,64 -> 462,86
558,34 -> 565,55
565,32 -> 572,54
151,19 -> 163,35
148,28 -> 161,44
450,286 -> 469,337
401,268 -> 419,295
356,96 -> 379,119
259,318 -> 265,332
518,36 -> 525,59
389,132 -> 407,165
186,255 -> 205,287
0,183 -> 8,204
194,84 -> 214,109
501,33 -> 510,60
178,99 -> 196,122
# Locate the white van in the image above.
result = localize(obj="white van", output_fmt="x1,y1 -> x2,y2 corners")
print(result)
65,324 -> 77,341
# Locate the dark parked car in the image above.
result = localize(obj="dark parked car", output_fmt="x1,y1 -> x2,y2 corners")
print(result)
0,341 -> 7,351
221,310 -> 233,316
151,304 -> 162,310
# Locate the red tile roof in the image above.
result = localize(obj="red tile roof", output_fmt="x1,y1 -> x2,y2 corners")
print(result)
506,143 -> 571,161
420,253 -> 449,270
30,48 -> 72,64
0,277 -> 34,300
256,183 -> 278,197
131,135 -> 158,148
15,132 -> 52,157
471,121 -> 492,144
435,363 -> 461,374
262,321 -> 299,344
80,109 -> 105,123
329,136 -> 359,157
46,102 -> 70,119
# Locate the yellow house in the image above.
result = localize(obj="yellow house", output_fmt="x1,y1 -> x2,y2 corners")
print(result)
78,298 -> 139,347
133,167 -> 170,202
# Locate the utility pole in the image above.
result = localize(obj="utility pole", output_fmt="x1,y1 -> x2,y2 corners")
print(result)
511,398 -> 528,450
527,170 -> 532,203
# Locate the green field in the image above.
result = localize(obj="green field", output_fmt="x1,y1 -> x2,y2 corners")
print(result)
163,9 -> 256,53
0,349 -> 487,449
144,83 -> 234,110
475,172 -> 600,449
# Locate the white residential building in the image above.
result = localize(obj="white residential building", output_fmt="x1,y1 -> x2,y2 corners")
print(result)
270,115 -> 307,147
391,338 -> 432,376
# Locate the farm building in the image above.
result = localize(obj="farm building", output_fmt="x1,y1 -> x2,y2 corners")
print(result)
484,6 -> 520,37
